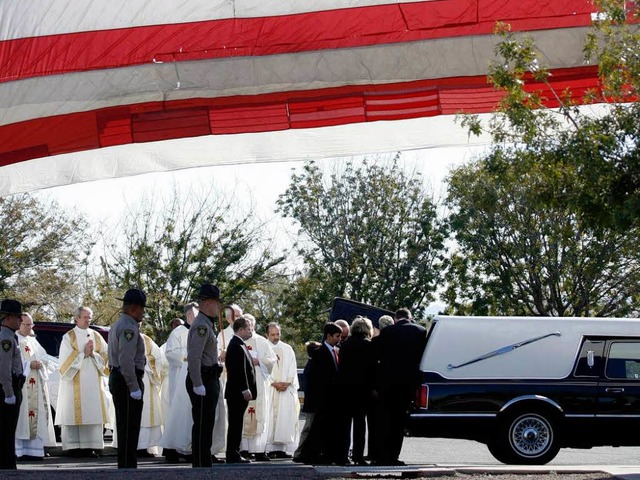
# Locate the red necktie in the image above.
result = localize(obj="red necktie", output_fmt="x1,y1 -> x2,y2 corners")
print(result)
333,348 -> 339,366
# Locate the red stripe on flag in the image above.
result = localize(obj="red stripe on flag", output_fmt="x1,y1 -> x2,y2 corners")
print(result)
0,66 -> 602,166
0,0 -> 594,83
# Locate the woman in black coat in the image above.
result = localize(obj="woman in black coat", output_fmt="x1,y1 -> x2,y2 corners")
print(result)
336,317 -> 376,465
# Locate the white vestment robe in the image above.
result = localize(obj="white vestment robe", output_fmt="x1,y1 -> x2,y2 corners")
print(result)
240,334 -> 277,453
160,325 -> 190,453
139,334 -> 165,452
161,326 -> 225,454
56,326 -> 110,450
15,333 -> 57,457
266,340 -> 300,453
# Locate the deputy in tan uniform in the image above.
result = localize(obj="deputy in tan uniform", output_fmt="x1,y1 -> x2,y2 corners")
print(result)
0,299 -> 26,470
108,289 -> 147,469
187,283 -> 223,468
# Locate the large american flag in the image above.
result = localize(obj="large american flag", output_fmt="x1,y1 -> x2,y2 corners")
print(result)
0,0 -> 597,193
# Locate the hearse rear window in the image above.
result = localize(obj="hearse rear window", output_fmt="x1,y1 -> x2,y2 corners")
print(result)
606,342 -> 640,380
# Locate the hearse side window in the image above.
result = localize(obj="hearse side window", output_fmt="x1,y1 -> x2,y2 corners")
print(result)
574,339 -> 604,377
606,342 -> 640,380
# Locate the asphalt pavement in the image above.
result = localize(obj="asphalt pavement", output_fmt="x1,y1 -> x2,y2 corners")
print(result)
9,446 -> 640,480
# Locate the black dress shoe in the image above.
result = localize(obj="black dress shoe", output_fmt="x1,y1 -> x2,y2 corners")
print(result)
211,455 -> 225,464
269,451 -> 292,459
354,459 -> 369,466
137,449 -> 154,458
164,449 -> 179,463
254,453 -> 271,462
18,455 -> 44,461
226,456 -> 251,464
88,450 -> 100,458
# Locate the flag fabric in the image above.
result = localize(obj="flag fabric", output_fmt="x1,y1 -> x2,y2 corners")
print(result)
0,0 -> 598,193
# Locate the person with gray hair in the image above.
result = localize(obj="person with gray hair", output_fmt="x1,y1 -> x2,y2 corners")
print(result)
265,322 -> 300,459
336,317 -> 376,465
15,312 -> 56,460
378,315 -> 394,331
57,305 -> 110,458
239,314 -> 277,462
334,319 -> 350,344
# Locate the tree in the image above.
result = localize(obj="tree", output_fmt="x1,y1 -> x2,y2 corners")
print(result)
461,1 -> 640,230
444,155 -> 640,316
277,156 -> 448,330
100,185 -> 285,342
0,194 -> 93,320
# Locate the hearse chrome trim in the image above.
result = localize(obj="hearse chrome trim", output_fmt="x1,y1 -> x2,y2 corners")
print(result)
595,414 -> 640,418
500,395 -> 564,413
447,332 -> 562,370
411,413 -> 496,418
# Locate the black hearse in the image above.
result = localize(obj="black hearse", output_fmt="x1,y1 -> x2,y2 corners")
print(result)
407,316 -> 640,465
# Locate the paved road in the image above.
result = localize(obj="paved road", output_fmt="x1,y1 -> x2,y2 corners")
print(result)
16,437 -> 640,474
401,437 -> 640,466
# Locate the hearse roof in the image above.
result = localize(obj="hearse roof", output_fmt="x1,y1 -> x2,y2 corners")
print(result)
422,316 -> 640,380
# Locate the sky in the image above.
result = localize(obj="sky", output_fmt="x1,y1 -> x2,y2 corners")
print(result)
35,144 -> 487,315
41,145 -> 483,223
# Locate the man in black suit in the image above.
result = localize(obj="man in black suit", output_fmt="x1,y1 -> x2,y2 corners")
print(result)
224,315 -> 257,464
374,308 -> 427,466
303,322 -> 342,464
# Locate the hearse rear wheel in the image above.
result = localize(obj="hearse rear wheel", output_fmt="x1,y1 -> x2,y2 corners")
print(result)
497,411 -> 560,465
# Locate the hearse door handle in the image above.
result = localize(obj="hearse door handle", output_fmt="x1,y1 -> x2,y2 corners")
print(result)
605,387 -> 625,393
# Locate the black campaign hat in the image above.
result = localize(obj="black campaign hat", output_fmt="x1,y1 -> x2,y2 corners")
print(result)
116,288 -> 147,307
197,283 -> 222,301
0,299 -> 23,316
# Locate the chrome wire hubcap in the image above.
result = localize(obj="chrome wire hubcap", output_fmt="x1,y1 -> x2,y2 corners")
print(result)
510,415 -> 551,457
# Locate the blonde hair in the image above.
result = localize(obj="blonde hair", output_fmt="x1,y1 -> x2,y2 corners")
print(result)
351,317 -> 373,339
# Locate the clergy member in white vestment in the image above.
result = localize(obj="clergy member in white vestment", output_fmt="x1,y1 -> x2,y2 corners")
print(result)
265,323 -> 300,457
15,313 -> 57,459
56,307 -> 110,456
239,314 -> 277,461
138,333 -> 165,455
161,302 -> 228,462
160,303 -> 197,461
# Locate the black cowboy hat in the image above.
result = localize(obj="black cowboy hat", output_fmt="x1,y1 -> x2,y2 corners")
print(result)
197,283 -> 222,301
0,299 -> 23,316
116,288 -> 147,307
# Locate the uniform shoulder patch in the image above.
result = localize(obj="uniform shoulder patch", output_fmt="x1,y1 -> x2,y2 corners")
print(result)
197,325 -> 207,337
124,329 -> 135,342
1,339 -> 11,352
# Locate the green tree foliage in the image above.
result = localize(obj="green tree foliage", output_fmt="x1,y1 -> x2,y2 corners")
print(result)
445,155 -> 640,316
276,156 -> 448,339
461,1 -> 640,230
100,186 -> 285,342
0,194 -> 93,320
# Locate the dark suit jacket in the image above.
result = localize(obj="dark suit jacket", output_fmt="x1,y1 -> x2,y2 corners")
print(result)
306,342 -> 338,412
224,335 -> 257,401
375,319 -> 427,389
